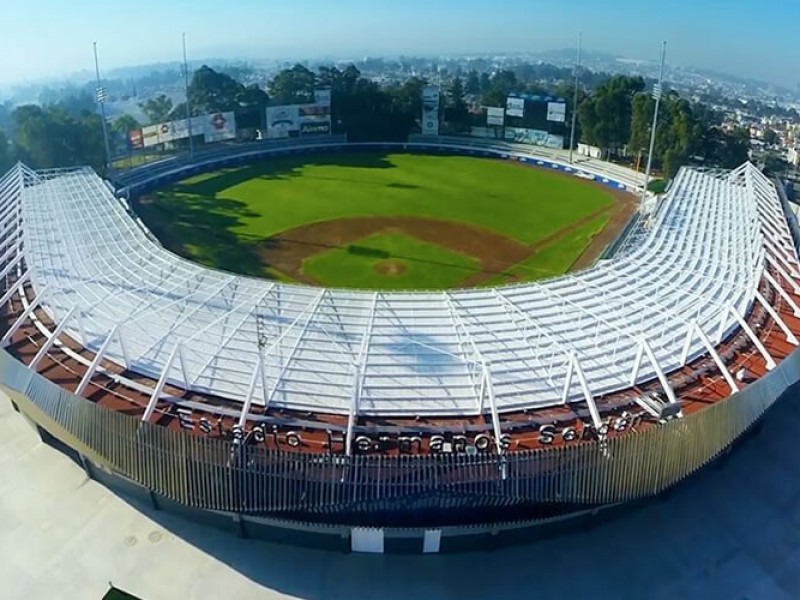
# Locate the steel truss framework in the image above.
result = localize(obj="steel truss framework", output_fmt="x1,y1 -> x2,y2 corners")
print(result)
0,158 -> 797,433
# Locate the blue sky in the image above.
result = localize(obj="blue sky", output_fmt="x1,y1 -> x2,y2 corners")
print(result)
1,0 -> 797,87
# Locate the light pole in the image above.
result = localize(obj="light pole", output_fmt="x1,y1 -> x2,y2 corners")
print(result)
182,32 -> 195,159
569,32 -> 582,165
641,41 -> 667,213
93,42 -> 113,169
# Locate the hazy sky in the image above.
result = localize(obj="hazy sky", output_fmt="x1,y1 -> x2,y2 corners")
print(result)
0,0 -> 797,87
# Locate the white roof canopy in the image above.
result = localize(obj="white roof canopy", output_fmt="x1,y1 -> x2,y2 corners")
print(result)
5,161 -> 791,418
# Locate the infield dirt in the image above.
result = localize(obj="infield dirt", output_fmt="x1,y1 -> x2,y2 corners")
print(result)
257,176 -> 635,287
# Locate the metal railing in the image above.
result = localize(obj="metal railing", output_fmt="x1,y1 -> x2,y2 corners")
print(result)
1,345 -> 797,520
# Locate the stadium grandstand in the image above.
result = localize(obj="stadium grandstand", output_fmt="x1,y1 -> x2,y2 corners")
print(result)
1,139 -> 800,553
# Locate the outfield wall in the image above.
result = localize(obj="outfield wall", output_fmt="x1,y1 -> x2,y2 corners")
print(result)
112,136 -> 644,201
3,337 -> 800,553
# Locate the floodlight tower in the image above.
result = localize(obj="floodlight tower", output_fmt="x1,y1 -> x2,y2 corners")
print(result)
182,33 -> 195,159
568,32 -> 582,165
640,41 -> 667,213
93,42 -> 113,169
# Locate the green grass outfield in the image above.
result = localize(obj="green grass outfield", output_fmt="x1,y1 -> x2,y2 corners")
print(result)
303,232 -> 481,290
139,152 -> 617,289
482,215 -> 611,287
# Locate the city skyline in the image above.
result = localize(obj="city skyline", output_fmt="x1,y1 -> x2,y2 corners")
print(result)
0,0 -> 798,88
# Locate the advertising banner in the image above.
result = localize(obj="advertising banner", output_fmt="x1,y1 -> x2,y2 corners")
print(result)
266,105 -> 302,139
128,129 -> 144,150
506,97 -> 525,118
545,134 -> 565,149
301,121 -> 331,136
299,104 -> 331,120
486,107 -> 505,127
547,101 -> 567,123
421,86 -> 440,136
470,126 -> 503,139
141,125 -> 160,148
314,88 -> 332,107
157,119 -> 189,145
203,111 -> 236,143
503,128 -> 564,149
267,102 -> 331,139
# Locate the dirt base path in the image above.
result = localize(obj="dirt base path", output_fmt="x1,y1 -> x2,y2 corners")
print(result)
257,216 -> 533,285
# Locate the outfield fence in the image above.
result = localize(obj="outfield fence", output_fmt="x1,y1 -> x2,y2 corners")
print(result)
2,344 -> 797,522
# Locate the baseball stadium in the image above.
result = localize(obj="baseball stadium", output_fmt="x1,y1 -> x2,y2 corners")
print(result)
2,134 -> 800,555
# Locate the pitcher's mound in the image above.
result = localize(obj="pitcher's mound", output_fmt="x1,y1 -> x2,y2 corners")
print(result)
374,260 -> 408,277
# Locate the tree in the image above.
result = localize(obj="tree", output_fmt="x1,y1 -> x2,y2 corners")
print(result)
12,104 -> 105,171
481,70 -> 518,108
445,77 -> 470,132
188,65 -> 250,114
579,75 -> 645,156
628,92 -> 654,165
465,70 -> 481,96
0,130 -> 11,173
763,128 -> 778,146
139,94 -> 173,125
763,153 -> 790,177
111,114 -> 141,138
269,64 -> 316,105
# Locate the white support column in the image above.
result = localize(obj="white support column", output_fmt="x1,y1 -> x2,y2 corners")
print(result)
680,321 -> 695,365
345,363 -> 362,457
766,254 -> 800,294
482,363 -> 504,456
571,354 -> 603,432
754,289 -> 799,345
0,252 -> 23,283
729,305 -> 776,370
75,325 -> 120,397
1,285 -> 49,347
28,306 -> 77,371
765,239 -> 800,280
560,352 -> 575,404
764,270 -> 800,317
176,342 -> 190,388
237,355 -> 264,429
0,271 -> 28,310
0,240 -> 22,269
640,338 -> 678,404
141,344 -> 181,423
629,342 -> 645,386
116,327 -> 132,369
694,322 -> 739,394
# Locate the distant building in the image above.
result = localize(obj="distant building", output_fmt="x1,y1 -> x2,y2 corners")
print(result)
789,147 -> 800,168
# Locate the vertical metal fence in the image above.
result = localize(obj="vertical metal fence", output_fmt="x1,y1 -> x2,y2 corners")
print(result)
1,347 -> 797,518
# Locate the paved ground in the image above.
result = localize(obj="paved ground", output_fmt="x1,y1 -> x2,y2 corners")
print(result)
2,390 -> 800,600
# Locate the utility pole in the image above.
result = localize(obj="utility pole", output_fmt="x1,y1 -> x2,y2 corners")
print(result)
93,42 -> 113,169
641,41 -> 667,213
182,32 -> 195,159
569,32 -> 582,165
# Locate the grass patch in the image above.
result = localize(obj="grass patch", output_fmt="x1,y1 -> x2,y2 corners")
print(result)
302,232 -> 481,290
483,215 -> 611,286
648,179 -> 668,194
140,152 -> 614,265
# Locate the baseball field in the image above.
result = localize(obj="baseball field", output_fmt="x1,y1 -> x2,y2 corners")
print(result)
135,151 -> 635,290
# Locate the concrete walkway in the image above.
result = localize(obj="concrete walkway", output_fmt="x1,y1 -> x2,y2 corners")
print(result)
2,392 -> 800,600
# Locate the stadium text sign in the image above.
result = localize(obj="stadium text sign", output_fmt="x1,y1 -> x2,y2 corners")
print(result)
175,408 -> 652,455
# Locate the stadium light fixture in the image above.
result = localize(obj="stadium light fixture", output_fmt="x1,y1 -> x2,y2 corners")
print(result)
641,41 -> 667,213
92,42 -> 113,169
182,33 -> 195,159
569,32 -> 582,165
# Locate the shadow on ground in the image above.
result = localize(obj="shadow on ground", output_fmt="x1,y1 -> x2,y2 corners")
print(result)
173,151 -> 399,198
132,193 -> 269,278
112,385 -> 800,600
